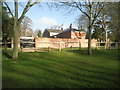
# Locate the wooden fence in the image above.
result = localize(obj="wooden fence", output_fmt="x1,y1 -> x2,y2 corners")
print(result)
20,41 -> 119,52
21,41 -> 81,52
96,42 -> 118,49
1,40 -> 119,52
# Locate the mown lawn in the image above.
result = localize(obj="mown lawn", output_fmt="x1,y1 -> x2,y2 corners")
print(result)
2,49 -> 119,88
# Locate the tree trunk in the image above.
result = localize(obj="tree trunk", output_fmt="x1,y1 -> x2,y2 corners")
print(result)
12,23 -> 20,59
105,29 -> 107,50
88,26 -> 92,55
12,1 -> 19,59
88,5 -> 92,55
4,38 -> 7,52
118,39 -> 120,50
117,29 -> 120,50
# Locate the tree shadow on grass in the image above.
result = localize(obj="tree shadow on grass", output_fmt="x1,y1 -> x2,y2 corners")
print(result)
65,50 -> 87,56
3,52 -> 12,59
19,60 -> 119,87
3,54 -> 119,88
67,49 -> 119,61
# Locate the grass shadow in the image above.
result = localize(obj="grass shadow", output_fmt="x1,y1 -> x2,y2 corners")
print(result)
63,49 -> 88,56
3,52 -> 12,59
68,49 -> 119,61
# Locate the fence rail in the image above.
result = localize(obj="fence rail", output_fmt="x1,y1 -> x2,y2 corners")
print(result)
1,41 -> 119,52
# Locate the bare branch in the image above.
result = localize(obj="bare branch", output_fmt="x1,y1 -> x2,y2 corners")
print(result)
4,2 -> 14,18
18,1 -> 40,23
18,1 -> 31,23
75,2 -> 90,19
30,1 -> 40,7
19,2 -> 25,9
91,2 -> 106,26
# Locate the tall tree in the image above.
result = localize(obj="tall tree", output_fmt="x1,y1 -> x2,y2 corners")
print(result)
96,8 -> 110,49
95,2 -> 119,49
105,2 -> 119,49
4,0 -> 40,59
52,1 -> 106,55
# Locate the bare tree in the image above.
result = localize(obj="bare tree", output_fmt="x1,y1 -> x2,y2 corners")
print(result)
20,16 -> 33,37
4,0 -> 40,59
96,12 -> 110,49
75,14 -> 88,31
52,0 -> 106,55
33,29 -> 42,37
105,2 -> 120,49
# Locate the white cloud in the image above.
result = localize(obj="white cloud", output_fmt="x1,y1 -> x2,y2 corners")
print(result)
32,17 -> 59,32
32,17 -> 69,32
62,25 -> 67,30
39,17 -> 59,28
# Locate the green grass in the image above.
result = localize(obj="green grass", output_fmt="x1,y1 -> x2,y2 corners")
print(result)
2,49 -> 119,88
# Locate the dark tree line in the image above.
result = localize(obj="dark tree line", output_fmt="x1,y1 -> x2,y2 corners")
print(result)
2,6 -> 13,51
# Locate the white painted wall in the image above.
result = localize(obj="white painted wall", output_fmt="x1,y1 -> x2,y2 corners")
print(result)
50,32 -> 59,36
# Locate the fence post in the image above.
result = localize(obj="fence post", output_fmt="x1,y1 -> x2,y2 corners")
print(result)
116,42 -> 118,49
59,41 -> 61,51
96,42 -> 98,50
79,41 -> 81,50
108,41 -> 111,50
96,42 -> 97,50
117,42 -> 119,49
70,46 -> 72,51
104,42 -> 107,50
11,38 -> 13,49
35,39 -> 37,52
20,46 -> 23,52
48,46 -> 50,52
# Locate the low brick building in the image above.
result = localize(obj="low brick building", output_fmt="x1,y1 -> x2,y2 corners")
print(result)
56,28 -> 86,39
43,24 -> 86,39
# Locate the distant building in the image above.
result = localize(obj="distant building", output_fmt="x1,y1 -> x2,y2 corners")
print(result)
57,28 -> 86,39
43,29 -> 62,38
43,24 -> 86,39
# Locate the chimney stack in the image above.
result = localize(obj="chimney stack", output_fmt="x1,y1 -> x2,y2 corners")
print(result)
61,24 -> 63,30
69,23 -> 72,30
